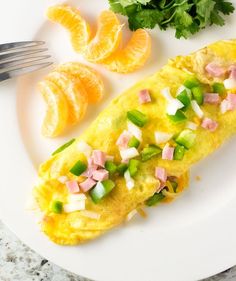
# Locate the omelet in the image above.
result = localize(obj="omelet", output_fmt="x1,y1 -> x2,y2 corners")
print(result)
34,39 -> 236,245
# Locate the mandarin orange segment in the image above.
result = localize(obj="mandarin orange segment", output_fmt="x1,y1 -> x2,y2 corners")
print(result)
56,62 -> 105,103
46,71 -> 88,125
46,5 -> 90,53
39,80 -> 68,138
82,10 -> 123,62
102,29 -> 151,73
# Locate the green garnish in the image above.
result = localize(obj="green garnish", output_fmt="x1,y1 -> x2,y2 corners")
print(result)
70,160 -> 87,176
117,163 -> 128,175
212,82 -> 226,96
90,180 -> 115,204
52,139 -> 75,156
176,89 -> 192,109
184,78 -> 200,89
51,200 -> 63,214
127,109 -> 148,127
146,193 -> 165,206
128,136 -> 140,148
167,110 -> 187,123
141,144 -> 162,162
192,86 -> 204,105
109,0 -> 235,39
105,161 -> 117,174
128,159 -> 140,176
174,145 -> 185,160
175,129 -> 196,149
170,181 -> 178,193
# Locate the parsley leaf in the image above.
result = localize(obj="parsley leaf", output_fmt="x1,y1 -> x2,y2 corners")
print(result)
109,0 -> 235,39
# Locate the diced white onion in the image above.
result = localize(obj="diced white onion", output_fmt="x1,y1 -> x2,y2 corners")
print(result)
77,140 -> 92,158
186,121 -> 198,130
126,209 -> 138,221
166,99 -> 184,115
64,201 -> 86,213
120,147 -> 139,161
161,87 -> 173,101
124,170 -> 135,190
80,210 -> 101,220
57,176 -> 68,184
176,85 -> 191,97
155,131 -> 173,144
191,100 -> 204,118
127,121 -> 142,141
106,155 -> 114,162
223,78 -> 236,89
68,193 -> 87,202
220,99 -> 230,114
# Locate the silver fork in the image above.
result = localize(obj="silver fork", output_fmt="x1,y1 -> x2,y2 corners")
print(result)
0,41 -> 53,82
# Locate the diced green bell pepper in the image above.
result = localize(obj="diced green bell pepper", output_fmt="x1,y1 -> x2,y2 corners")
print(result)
105,161 -> 117,174
127,110 -> 148,127
146,193 -> 165,206
141,144 -> 162,162
175,129 -> 196,149
70,160 -> 87,176
192,86 -> 203,105
128,136 -> 140,148
174,145 -> 185,160
167,110 -> 187,123
90,180 -> 115,204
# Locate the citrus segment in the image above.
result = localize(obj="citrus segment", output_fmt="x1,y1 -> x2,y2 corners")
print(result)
38,80 -> 68,137
46,5 -> 90,52
56,62 -> 104,103
102,29 -> 151,73
83,10 -> 122,62
46,71 -> 88,125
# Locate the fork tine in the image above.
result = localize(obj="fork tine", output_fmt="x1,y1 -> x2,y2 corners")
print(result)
0,62 -> 53,82
0,55 -> 51,70
0,41 -> 45,53
0,48 -> 48,62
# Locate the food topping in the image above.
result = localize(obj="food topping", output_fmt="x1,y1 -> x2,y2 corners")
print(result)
201,117 -> 218,132
124,170 -> 135,190
139,89 -> 151,104
92,169 -> 109,181
155,167 -> 167,183
120,147 -> 139,161
204,93 -> 220,105
191,100 -> 204,118
66,180 -> 80,193
205,62 -> 226,77
92,150 -> 106,167
127,109 -> 148,127
155,131 -> 173,145
162,144 -> 174,160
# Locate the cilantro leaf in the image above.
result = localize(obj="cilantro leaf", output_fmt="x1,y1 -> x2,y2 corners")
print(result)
214,0 -> 235,15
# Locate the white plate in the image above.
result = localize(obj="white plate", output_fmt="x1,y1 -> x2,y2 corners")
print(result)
1,1 -> 236,280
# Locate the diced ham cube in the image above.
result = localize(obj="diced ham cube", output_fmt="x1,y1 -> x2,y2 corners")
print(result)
205,62 -> 225,77
155,167 -> 167,183
116,130 -> 132,150
204,93 -> 220,104
92,169 -> 109,181
162,144 -> 174,160
80,178 -> 96,192
92,150 -> 106,167
201,117 -> 218,132
66,180 -> 80,193
138,89 -> 151,104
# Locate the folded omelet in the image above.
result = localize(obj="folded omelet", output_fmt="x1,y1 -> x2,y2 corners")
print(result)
34,39 -> 236,245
